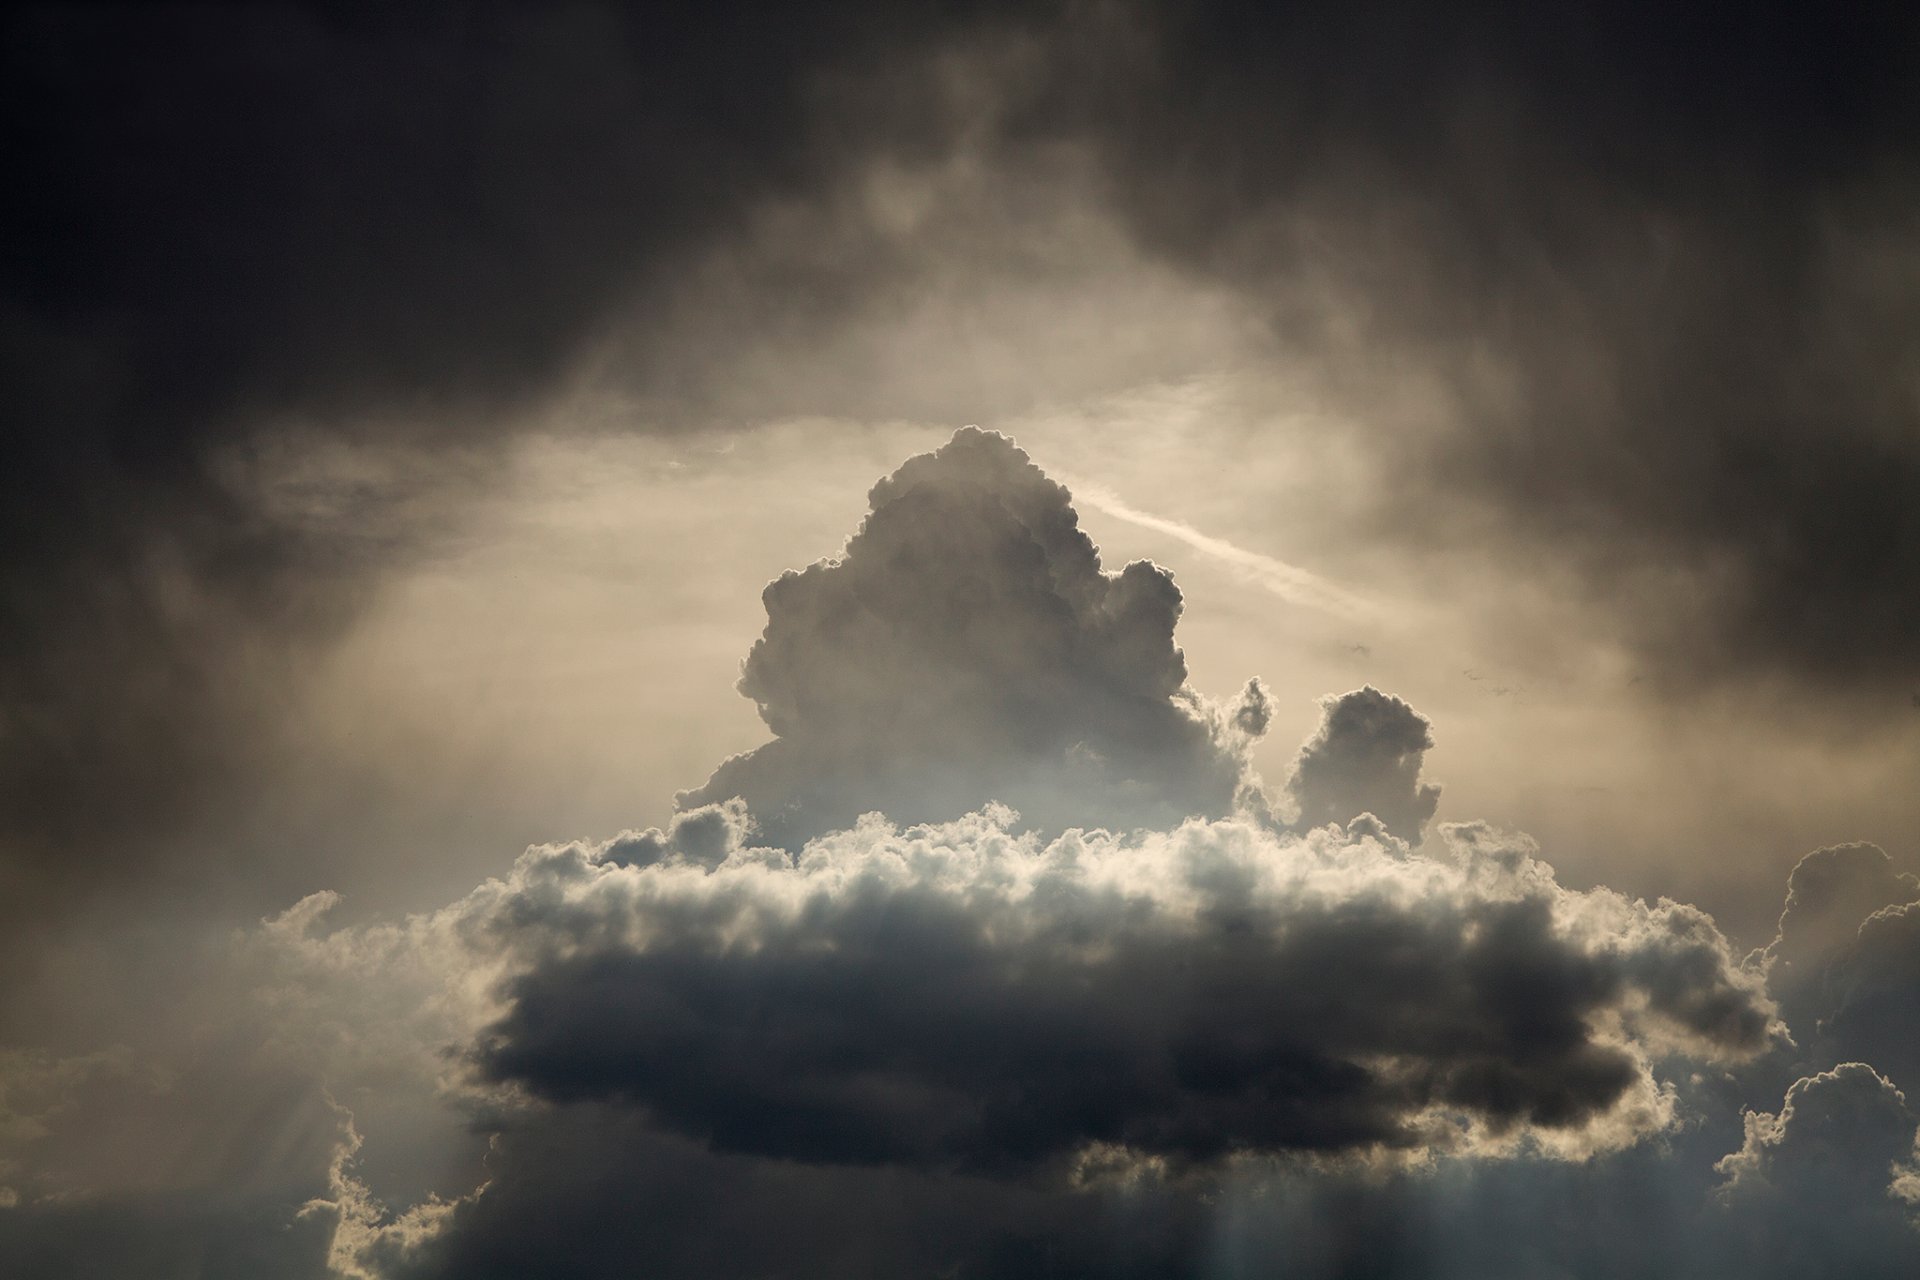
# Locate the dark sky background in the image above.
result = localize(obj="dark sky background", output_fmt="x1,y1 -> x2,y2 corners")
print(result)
3,3 -> 1919,1277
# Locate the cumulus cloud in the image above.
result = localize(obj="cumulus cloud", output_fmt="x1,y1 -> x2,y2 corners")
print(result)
1718,1063 -> 1920,1201
450,807 -> 1776,1175
1767,843 -> 1919,991
1285,686 -> 1442,843
221,803 -> 1799,1279
678,428 -> 1258,845
1712,1064 -> 1920,1277
1822,903 -> 1920,1095
1759,843 -> 1920,1093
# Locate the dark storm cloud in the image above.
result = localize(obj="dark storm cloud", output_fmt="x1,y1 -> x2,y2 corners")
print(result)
95,427 -> 1918,1278
462,811 -> 1774,1178
1825,903 -> 1920,1093
679,428 -> 1260,845
1718,1062 -> 1920,1203
1285,686 -> 1441,842
1039,1 -> 1920,692
0,0 -> 1025,924
11,6 -> 1920,1276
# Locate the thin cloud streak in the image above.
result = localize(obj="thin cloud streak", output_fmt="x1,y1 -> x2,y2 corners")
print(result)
1068,478 -> 1378,621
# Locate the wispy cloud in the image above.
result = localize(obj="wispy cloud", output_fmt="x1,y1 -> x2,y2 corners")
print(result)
1068,480 -> 1377,621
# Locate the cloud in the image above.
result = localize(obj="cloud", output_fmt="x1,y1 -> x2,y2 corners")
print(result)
1768,843 -> 1919,981
678,428 -> 1258,845
1285,687 -> 1442,843
27,422 -> 1916,1278
457,808 -> 1774,1177
1056,2 -> 1920,692
1718,1063 -> 1920,1202
1823,903 -> 1920,1097
1754,843 -> 1920,1102
1712,1064 -> 1920,1277
0,1 -> 1046,939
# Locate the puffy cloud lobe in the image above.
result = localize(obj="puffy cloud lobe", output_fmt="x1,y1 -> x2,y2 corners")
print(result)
1767,843 -> 1919,990
1824,903 -> 1920,1097
1761,843 -> 1920,1093
679,428 -> 1253,845
466,810 -> 1774,1175
1712,1064 -> 1920,1277
1286,686 -> 1442,843
599,800 -> 758,872
1718,1063 -> 1920,1201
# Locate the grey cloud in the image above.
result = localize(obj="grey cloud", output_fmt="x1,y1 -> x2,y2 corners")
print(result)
1718,1063 -> 1920,1202
1757,843 -> 1920,1097
0,0 -> 1036,937
344,803 -> 1804,1278
468,812 -> 1772,1177
1769,842 -> 1919,977
1040,2 -> 1920,694
1824,903 -> 1920,1097
1285,686 -> 1441,843
600,800 -> 758,872
1229,676 -> 1273,738
1765,842 -> 1919,1031
378,1097 -> 1899,1280
1711,1064 -> 1920,1278
678,428 -> 1255,845
380,1106 -> 1207,1280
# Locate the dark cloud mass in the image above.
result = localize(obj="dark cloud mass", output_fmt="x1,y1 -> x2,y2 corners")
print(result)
1063,2 -> 1920,691
0,0 -> 1018,925
477,813 -> 1771,1172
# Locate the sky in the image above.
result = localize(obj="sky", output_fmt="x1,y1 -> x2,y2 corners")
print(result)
3,3 -> 1919,1277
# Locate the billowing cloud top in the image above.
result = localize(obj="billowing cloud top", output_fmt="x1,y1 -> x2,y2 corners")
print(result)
1286,686 -> 1442,843
679,427 -> 1256,845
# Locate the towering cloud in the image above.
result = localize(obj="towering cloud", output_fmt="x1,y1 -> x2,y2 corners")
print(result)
679,428 -> 1256,845
1285,686 -> 1442,842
